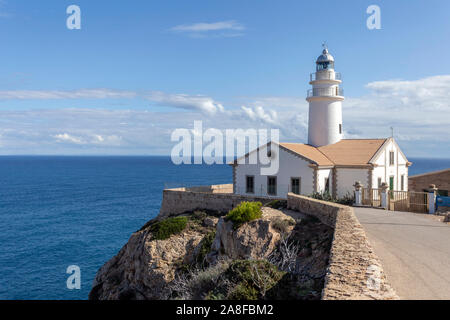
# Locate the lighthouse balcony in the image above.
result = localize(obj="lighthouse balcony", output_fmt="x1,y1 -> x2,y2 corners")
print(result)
307,87 -> 344,98
310,71 -> 342,82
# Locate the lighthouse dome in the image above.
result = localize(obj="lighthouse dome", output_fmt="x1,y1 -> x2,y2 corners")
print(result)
316,48 -> 335,71
316,48 -> 334,63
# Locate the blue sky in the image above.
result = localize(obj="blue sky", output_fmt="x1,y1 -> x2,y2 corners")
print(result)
0,0 -> 449,156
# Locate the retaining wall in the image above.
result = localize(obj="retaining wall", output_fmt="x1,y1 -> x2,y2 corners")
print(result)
157,185 -> 398,299
159,184 -> 282,219
287,193 -> 398,300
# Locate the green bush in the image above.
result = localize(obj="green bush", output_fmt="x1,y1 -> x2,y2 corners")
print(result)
226,260 -> 285,300
225,202 -> 263,229
196,231 -> 216,266
310,192 -> 354,206
310,192 -> 334,202
150,216 -> 188,240
335,193 -> 355,206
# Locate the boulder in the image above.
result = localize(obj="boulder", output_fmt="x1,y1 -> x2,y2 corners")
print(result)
208,207 -> 295,262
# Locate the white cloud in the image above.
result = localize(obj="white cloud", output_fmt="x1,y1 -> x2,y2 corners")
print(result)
365,75 -> 450,111
0,75 -> 449,157
147,91 -> 225,115
0,89 -> 137,100
171,20 -> 244,32
241,106 -> 278,125
54,133 -> 84,145
170,20 -> 245,38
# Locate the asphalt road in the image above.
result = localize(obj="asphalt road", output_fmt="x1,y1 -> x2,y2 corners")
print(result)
353,207 -> 450,300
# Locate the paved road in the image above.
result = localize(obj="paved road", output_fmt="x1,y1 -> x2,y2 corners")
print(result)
353,207 -> 450,300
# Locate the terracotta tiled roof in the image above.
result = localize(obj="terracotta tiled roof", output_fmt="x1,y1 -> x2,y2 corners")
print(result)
280,139 -> 387,166
280,143 -> 334,166
318,139 -> 387,166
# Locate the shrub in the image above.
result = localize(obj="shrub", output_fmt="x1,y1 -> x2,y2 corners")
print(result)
191,210 -> 207,223
225,202 -> 263,229
196,231 -> 216,266
335,192 -> 355,206
310,192 -> 334,202
265,200 -> 287,209
271,218 -> 295,234
226,260 -> 285,300
169,261 -> 231,300
150,216 -> 188,240
310,191 -> 355,206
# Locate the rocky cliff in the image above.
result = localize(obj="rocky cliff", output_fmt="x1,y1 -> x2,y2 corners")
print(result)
89,205 -> 333,300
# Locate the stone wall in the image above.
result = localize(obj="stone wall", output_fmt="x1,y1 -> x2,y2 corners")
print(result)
409,169 -> 450,194
181,184 -> 234,194
159,185 -> 282,219
287,193 -> 398,300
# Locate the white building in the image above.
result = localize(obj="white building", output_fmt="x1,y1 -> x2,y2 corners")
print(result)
232,47 -> 411,199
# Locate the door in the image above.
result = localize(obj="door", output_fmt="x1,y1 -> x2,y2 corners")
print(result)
389,176 -> 395,203
389,176 -> 394,190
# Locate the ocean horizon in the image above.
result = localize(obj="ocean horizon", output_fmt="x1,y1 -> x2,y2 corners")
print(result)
0,156 -> 449,300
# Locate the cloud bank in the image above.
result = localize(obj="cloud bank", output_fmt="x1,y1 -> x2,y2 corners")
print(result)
0,75 -> 448,157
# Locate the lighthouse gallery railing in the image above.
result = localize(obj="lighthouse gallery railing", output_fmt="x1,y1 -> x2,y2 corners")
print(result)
307,87 -> 344,98
310,71 -> 342,82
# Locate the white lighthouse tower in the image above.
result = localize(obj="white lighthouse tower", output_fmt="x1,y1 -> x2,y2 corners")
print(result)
307,45 -> 344,147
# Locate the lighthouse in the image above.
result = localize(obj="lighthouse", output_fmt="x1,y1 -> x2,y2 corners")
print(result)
306,46 -> 344,147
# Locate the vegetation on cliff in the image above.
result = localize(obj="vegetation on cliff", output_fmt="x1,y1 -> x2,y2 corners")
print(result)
90,203 -> 333,301
225,201 -> 263,229
149,216 -> 188,240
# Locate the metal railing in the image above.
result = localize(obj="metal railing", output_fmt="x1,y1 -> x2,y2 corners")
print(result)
389,190 -> 428,213
307,87 -> 344,98
362,188 -> 382,207
310,71 -> 342,82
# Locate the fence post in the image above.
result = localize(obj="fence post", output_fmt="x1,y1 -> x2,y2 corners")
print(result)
381,183 -> 389,210
428,184 -> 438,214
353,181 -> 363,206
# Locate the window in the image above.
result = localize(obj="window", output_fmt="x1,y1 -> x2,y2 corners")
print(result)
267,144 -> 272,158
378,177 -> 382,188
389,151 -> 395,166
291,178 -> 301,195
339,124 -> 342,134
324,177 -> 330,194
246,176 -> 254,194
267,176 -> 277,196
401,175 -> 405,191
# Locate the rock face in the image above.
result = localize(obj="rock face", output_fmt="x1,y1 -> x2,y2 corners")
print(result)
89,207 -> 333,300
89,220 -> 208,300
208,207 -> 295,262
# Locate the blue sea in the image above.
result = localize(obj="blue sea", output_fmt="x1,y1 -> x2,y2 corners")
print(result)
0,156 -> 448,300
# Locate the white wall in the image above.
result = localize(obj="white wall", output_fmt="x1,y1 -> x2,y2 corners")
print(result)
336,168 -> 368,198
235,145 -> 314,198
371,139 -> 409,191
308,99 -> 343,147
